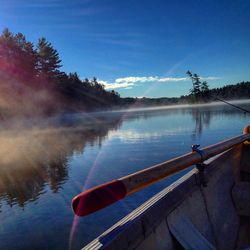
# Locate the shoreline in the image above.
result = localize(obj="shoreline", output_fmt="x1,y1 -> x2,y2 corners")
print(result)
0,99 -> 249,131
92,98 -> 250,115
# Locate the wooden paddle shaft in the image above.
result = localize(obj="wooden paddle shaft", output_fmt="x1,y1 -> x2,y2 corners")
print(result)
121,132 -> 250,195
72,126 -> 250,216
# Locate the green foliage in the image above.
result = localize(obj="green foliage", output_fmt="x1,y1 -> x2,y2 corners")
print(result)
36,37 -> 62,81
0,28 -> 37,81
209,81 -> 250,100
0,28 -> 249,117
121,80 -> 250,108
201,81 -> 209,92
186,70 -> 250,104
186,71 -> 210,102
0,28 -> 121,117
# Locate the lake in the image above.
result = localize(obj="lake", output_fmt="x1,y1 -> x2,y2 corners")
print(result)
0,101 -> 249,250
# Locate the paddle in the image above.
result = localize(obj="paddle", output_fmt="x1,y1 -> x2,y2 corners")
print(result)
72,127 -> 250,216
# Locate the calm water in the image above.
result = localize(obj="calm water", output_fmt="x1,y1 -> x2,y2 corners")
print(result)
0,102 -> 249,249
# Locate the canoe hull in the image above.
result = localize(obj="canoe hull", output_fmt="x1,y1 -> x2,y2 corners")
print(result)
84,144 -> 250,249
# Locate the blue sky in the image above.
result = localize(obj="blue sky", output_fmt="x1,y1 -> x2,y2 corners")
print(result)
0,0 -> 250,97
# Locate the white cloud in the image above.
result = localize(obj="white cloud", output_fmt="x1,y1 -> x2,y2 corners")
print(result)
158,77 -> 187,82
98,80 -> 134,90
99,75 -> 221,90
115,76 -> 187,84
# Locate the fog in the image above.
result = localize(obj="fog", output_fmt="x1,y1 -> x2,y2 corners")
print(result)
0,114 -> 122,207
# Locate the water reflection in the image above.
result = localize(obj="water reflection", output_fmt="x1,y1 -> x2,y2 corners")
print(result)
0,103 -> 249,250
191,107 -> 212,138
0,115 -> 122,208
0,104 -> 248,209
190,105 -> 248,138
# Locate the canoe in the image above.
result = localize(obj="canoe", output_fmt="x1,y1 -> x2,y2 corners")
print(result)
72,125 -> 250,250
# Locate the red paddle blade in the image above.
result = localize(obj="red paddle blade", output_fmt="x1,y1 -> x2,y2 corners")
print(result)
71,180 -> 127,216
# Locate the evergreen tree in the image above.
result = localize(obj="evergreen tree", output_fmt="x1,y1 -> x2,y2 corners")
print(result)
200,81 -> 210,100
91,77 -> 104,92
36,37 -> 62,81
14,32 -> 37,79
68,72 -> 81,84
192,73 -> 201,96
0,28 -> 37,81
201,81 -> 209,93
187,71 -> 211,102
0,28 -> 123,116
187,71 -> 202,100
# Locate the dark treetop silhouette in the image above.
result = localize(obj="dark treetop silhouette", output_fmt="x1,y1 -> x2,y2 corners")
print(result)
0,28 -> 250,119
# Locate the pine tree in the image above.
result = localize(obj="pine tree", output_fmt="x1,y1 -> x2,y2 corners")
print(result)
200,81 -> 210,100
187,71 -> 211,102
0,28 -> 37,81
68,72 -> 81,84
14,32 -> 37,79
186,71 -> 201,100
192,73 -> 201,96
201,81 -> 209,92
36,37 -> 62,81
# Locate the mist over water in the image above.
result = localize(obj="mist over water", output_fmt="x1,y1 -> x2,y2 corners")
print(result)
0,102 -> 249,249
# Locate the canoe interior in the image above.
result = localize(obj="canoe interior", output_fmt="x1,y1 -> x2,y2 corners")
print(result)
84,143 -> 250,250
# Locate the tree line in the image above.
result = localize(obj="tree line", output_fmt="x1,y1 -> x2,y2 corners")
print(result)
186,71 -> 209,102
120,77 -> 250,108
186,71 -> 250,103
0,28 -> 120,117
0,28 -> 249,117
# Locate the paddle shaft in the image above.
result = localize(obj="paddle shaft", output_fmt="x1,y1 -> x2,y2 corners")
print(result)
72,127 -> 250,216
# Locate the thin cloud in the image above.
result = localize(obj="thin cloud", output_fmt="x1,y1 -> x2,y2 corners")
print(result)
95,39 -> 141,47
98,80 -> 134,90
80,32 -> 145,47
157,77 -> 187,82
115,76 -> 187,84
99,75 -> 221,90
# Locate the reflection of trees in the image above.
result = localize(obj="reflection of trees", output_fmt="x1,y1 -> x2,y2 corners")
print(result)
191,108 -> 211,138
0,115 -> 121,208
190,105 -> 248,138
0,104 -> 248,208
